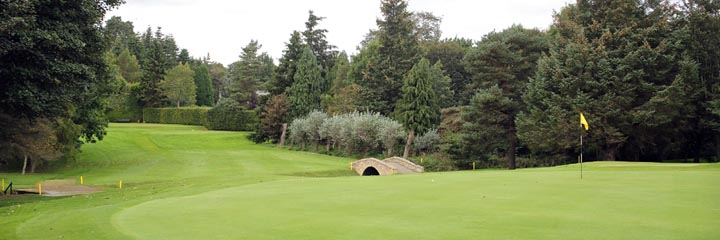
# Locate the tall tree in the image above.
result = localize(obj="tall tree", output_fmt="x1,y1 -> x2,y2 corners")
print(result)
422,38 -> 473,105
0,0 -> 122,170
159,63 -> 196,108
362,0 -> 421,115
269,31 -> 304,95
303,10 -> 337,73
429,61 -> 453,109
115,48 -> 142,83
103,16 -> 140,56
411,11 -> 442,42
228,40 -> 263,109
462,25 -> 548,169
328,51 -> 351,93
207,63 -> 228,104
517,0 -> 693,162
193,64 -> 214,106
178,48 -> 190,64
288,47 -> 323,119
140,39 -> 166,107
395,58 -> 440,158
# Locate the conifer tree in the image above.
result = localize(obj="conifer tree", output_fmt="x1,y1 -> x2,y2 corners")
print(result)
395,58 -> 439,158
270,31 -> 304,95
362,0 -> 421,115
288,47 -> 323,119
193,64 -> 214,106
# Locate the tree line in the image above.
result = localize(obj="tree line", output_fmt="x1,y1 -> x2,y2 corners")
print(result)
1,0 -> 719,173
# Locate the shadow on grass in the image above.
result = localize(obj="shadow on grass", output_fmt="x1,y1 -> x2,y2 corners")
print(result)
0,194 -> 71,208
283,169 -> 357,178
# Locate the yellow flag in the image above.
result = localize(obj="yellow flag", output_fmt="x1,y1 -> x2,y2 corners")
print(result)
580,112 -> 589,131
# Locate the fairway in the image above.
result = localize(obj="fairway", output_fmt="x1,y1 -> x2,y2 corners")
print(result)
1,124 -> 719,239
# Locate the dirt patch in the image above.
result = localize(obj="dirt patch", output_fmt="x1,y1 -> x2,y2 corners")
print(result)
16,179 -> 101,197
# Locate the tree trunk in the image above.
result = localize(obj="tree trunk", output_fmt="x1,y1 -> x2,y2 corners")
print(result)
507,126 -> 517,169
508,135 -> 517,170
30,158 -> 37,173
326,142 -> 331,152
345,143 -> 352,156
312,140 -> 319,152
21,154 -> 28,175
403,130 -> 415,159
278,123 -> 287,147
176,101 -> 180,108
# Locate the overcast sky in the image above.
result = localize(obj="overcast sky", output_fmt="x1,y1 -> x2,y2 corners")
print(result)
107,0 -> 573,66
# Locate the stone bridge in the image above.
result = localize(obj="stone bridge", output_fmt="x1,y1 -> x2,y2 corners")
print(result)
351,157 -> 424,176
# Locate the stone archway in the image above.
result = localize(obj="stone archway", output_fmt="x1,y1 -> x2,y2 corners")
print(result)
362,167 -> 380,176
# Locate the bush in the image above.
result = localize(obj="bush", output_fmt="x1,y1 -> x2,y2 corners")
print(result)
142,107 -> 210,126
206,105 -> 258,131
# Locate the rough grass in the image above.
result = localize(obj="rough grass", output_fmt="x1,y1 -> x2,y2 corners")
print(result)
1,123 -> 718,239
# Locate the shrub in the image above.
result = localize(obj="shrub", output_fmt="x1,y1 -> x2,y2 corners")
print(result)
206,104 -> 258,131
143,107 -> 209,126
414,129 -> 441,154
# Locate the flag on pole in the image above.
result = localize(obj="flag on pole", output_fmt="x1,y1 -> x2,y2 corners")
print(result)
580,112 -> 589,131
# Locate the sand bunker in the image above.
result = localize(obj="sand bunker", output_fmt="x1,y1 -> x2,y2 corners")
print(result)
16,179 -> 101,196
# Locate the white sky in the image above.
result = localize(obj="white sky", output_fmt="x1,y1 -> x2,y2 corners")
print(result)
107,0 -> 573,66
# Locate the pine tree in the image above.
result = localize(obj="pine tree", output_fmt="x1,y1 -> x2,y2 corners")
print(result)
362,0 -> 421,115
395,58 -> 440,158
140,39 -> 166,107
462,25 -> 548,169
303,10 -> 337,73
517,0 -> 692,162
228,40 -> 262,109
269,31 -> 304,95
115,48 -> 142,83
193,64 -> 214,106
288,47 -> 323,119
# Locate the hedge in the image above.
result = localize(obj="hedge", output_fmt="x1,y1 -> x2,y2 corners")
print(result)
206,105 -> 258,131
141,106 -> 258,131
143,107 -> 210,126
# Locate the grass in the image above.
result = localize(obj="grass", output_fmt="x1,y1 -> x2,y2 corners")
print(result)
1,123 -> 719,239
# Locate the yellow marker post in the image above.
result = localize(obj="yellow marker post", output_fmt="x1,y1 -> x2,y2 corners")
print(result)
420,158 -> 423,164
391,168 -> 396,175
38,183 -> 42,195
349,162 -> 353,170
119,180 -> 123,189
473,162 -> 476,170
80,175 -> 83,185
2,178 -> 4,191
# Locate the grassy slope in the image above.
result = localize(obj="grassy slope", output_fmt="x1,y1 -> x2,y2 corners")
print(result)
1,124 -> 719,239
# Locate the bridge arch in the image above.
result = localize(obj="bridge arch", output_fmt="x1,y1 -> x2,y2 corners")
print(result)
362,167 -> 380,176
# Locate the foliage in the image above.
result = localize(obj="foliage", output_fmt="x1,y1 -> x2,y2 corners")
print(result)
206,102 -> 259,131
251,93 -> 289,143
193,64 -> 215,106
288,47 -> 324,119
422,39 -> 472,105
159,63 -> 197,107
303,10 -> 337,74
377,118 -> 406,156
116,48 -> 142,83
142,107 -> 209,126
361,0 -> 422,115
414,128 -> 441,154
269,31 -> 304,95
395,58 -> 440,135
517,1 -> 694,162
325,84 -> 363,115
228,40 -> 264,109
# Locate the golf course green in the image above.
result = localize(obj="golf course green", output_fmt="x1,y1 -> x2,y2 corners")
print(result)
1,123 -> 719,239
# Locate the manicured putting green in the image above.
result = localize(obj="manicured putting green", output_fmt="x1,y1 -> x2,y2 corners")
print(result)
1,124 -> 719,239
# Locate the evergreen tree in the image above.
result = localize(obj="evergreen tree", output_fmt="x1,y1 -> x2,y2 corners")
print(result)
429,61 -> 453,108
140,39 -> 166,107
115,48 -> 142,83
228,40 -> 262,109
269,31 -> 304,95
422,38 -> 473,105
178,48 -> 190,64
303,10 -> 337,72
288,47 -> 323,119
395,58 -> 440,158
329,51 -> 351,94
362,0 -> 421,115
462,25 -> 548,169
207,63 -> 228,104
517,0 -> 693,162
103,16 -> 140,56
159,63 -> 196,107
193,64 -> 214,106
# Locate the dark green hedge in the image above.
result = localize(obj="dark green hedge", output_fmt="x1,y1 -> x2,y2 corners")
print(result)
206,105 -> 258,131
142,107 -> 210,126
141,106 -> 258,131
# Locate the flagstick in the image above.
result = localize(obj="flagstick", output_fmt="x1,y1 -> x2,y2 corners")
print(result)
580,134 -> 583,179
